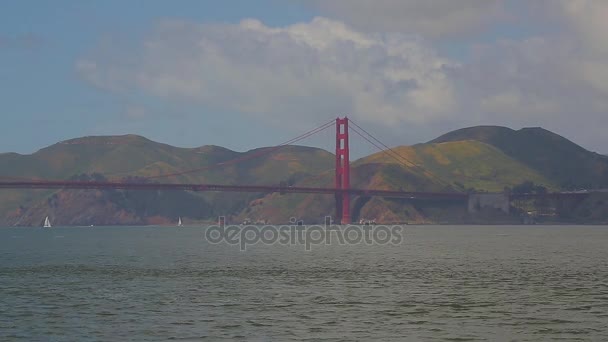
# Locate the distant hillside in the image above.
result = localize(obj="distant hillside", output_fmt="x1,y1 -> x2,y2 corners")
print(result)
239,139 -> 554,224
358,140 -> 553,192
431,126 -> 608,189
1,126 -> 607,226
0,135 -> 334,183
0,135 -> 333,226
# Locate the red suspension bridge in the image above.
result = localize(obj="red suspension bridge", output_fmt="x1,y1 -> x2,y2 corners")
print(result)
0,117 -> 591,223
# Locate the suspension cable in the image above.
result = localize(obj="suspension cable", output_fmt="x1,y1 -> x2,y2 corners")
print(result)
349,120 -> 454,189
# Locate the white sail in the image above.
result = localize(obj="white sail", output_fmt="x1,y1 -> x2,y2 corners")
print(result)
178,217 -> 183,227
43,216 -> 51,228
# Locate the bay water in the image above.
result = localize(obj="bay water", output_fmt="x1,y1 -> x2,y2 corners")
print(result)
1,225 -> 607,341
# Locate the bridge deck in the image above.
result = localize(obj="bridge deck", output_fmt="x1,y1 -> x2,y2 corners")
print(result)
0,181 -> 467,200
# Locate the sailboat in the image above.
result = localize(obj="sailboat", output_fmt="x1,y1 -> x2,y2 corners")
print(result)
43,216 -> 52,228
177,217 -> 183,227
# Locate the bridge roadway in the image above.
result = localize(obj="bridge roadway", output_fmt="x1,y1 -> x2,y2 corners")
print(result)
0,180 -> 467,200
0,181 -> 596,202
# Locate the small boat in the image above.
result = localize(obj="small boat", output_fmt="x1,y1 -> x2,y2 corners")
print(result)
177,217 -> 183,227
43,216 -> 52,228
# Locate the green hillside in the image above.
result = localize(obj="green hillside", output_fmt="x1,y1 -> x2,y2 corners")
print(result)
431,126 -> 608,189
357,140 -> 554,192
0,135 -> 333,183
1,126 -> 607,226
0,135 -> 334,226
246,139 -> 554,224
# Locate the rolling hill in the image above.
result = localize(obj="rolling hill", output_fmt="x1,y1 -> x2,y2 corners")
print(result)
357,140 -> 553,192
244,139 -> 554,224
1,126 -> 606,226
0,135 -> 333,226
431,126 -> 608,189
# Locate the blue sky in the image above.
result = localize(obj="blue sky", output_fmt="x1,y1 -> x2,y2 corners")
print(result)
2,1 -> 607,155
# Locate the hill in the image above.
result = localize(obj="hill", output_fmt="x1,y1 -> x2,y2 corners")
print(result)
0,135 -> 333,226
1,126 -> 607,226
0,135 -> 333,183
357,140 -> 553,192
241,139 -> 554,224
431,126 -> 608,189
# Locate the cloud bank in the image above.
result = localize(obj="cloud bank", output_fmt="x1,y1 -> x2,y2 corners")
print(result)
77,17 -> 458,128
76,1 -> 608,151
302,0 -> 507,38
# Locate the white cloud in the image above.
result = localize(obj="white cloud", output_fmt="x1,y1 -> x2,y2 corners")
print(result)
556,0 -> 608,55
76,5 -> 608,151
453,0 -> 608,121
301,0 -> 507,38
452,36 -> 606,129
77,17 -> 457,127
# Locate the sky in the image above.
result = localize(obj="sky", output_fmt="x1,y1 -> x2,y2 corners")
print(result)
1,0 -> 608,156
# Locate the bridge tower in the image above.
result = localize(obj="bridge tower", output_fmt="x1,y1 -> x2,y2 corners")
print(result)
335,117 -> 351,224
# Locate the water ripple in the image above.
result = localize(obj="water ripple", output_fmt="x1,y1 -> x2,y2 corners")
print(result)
1,225 -> 607,341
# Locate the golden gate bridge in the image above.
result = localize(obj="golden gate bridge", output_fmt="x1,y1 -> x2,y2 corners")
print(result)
0,117 -> 591,224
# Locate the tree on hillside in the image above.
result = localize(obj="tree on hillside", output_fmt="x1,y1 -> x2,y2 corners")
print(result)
512,180 -> 547,194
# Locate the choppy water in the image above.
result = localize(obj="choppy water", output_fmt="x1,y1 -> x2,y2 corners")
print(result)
1,225 -> 607,341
